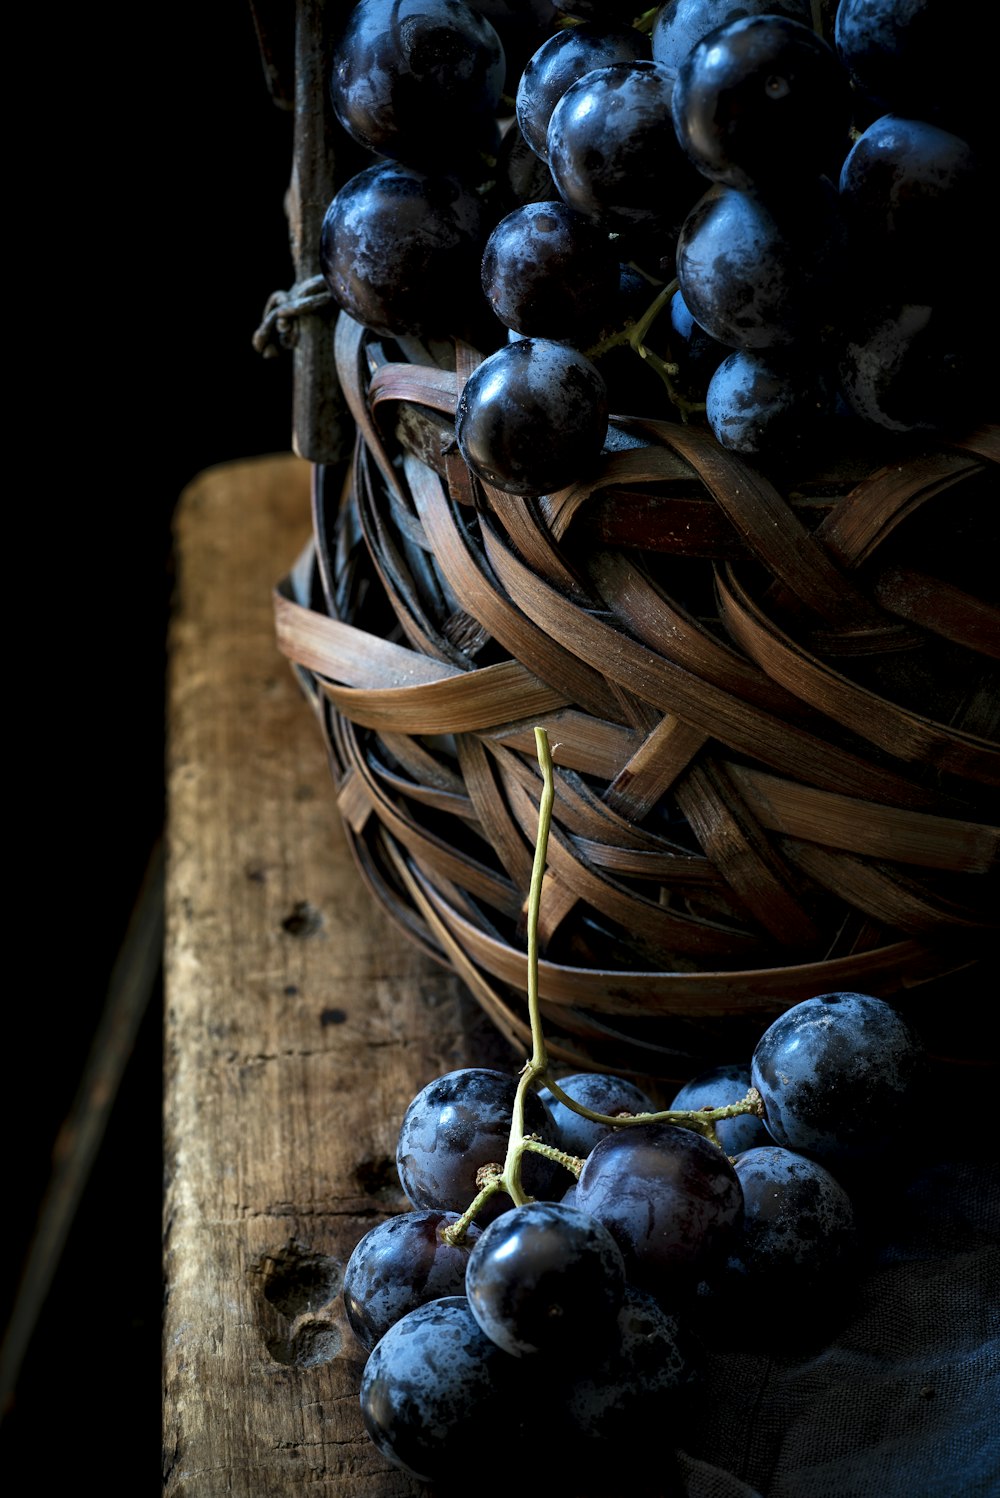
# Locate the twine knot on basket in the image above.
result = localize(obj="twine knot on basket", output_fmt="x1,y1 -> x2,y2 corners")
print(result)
253,274 -> 334,358
275,312 -> 1000,1083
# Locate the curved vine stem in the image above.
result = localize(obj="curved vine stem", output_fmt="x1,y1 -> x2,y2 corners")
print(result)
501,726 -> 556,1203
446,726 -> 765,1241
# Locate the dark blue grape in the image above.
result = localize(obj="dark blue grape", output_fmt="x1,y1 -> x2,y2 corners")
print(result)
480,200 -> 620,340
546,59 -> 703,246
319,161 -> 487,339
676,178 -> 847,349
651,0 -> 816,80
329,0 -> 505,168
669,1062 -> 771,1156
456,338 -> 609,495
359,1296 -> 518,1480
727,1145 -> 858,1288
705,347 -> 837,457
342,1208 -> 482,1352
575,1121 -> 744,1295
670,14 -> 851,190
515,20 -> 651,161
538,1071 -> 658,1157
464,1200 -> 626,1355
751,992 -> 923,1168
839,114 -> 986,301
395,1067 -> 561,1225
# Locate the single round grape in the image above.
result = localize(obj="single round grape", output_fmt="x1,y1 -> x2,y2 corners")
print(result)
342,1208 -> 482,1352
575,1121 -> 744,1294
676,179 -> 846,349
515,21 -> 651,162
705,347 -> 837,457
329,0 -> 505,167
670,14 -> 851,191
669,1061 -> 771,1156
839,114 -> 985,301
456,338 -> 609,496
751,992 -> 923,1167
546,60 -> 703,245
319,161 -> 486,340
538,1071 -> 658,1157
480,200 -> 620,340
727,1145 -> 858,1288
395,1067 -> 561,1225
651,0 -> 816,80
359,1296 -> 518,1480
464,1200 -> 626,1356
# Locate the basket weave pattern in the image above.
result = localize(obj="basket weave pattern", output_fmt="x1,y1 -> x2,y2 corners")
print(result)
275,313 -> 999,1080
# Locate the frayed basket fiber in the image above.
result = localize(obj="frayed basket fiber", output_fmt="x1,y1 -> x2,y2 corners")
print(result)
274,311 -> 999,1083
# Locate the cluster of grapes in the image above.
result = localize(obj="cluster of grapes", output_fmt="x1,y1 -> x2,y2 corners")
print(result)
345,992 -> 922,1486
319,0 -> 990,495
340,731 -> 925,1487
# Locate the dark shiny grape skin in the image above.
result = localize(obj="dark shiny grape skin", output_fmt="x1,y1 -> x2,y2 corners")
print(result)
342,1209 -> 482,1353
359,1296 -> 518,1481
395,1067 -> 561,1225
670,14 -> 851,191
728,1146 -> 858,1288
328,0 -> 505,167
546,60 -> 703,243
838,115 -> 985,301
675,179 -> 846,349
751,992 -> 923,1168
480,200 -> 620,340
705,347 -> 837,457
669,1062 -> 771,1157
464,1200 -> 626,1356
575,1121 -> 744,1295
515,21 -> 651,162
650,0 -> 818,80
456,338 -> 609,496
537,1072 -> 658,1158
318,162 -> 487,340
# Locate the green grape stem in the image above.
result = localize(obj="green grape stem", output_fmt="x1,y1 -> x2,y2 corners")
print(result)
542,1076 -> 766,1152
585,278 -> 707,424
445,728 -> 767,1242
523,1137 -> 586,1181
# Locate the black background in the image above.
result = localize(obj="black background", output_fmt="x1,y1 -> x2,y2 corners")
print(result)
2,1 -> 296,1470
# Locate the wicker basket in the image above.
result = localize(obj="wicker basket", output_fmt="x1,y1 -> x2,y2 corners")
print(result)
274,310 -> 999,1083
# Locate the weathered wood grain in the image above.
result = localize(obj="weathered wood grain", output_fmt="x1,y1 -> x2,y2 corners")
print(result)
163,453 -> 514,1496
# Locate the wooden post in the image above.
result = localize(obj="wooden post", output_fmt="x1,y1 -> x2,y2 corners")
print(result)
252,0 -> 353,465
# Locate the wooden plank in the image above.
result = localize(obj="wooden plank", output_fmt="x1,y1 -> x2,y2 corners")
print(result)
163,453 -> 514,1496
